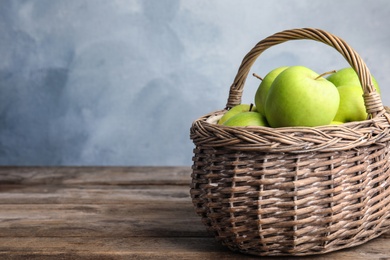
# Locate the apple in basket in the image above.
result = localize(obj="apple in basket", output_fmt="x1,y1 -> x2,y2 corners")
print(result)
333,84 -> 369,123
326,67 -> 381,123
326,67 -> 381,93
218,103 -> 257,125
264,66 -> 340,127
254,66 -> 289,116
223,111 -> 269,127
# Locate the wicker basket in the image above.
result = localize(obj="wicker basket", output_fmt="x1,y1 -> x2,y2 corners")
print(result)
189,28 -> 390,256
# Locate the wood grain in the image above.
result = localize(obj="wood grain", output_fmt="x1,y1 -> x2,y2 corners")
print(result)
0,166 -> 191,185
0,167 -> 389,259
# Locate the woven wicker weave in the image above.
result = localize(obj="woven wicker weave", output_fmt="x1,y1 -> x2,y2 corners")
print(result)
189,28 -> 390,256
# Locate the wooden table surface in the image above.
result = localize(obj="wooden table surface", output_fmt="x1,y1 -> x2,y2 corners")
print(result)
1,166 -> 389,259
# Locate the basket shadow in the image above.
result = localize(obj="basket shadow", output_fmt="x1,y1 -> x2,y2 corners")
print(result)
136,198 -> 257,258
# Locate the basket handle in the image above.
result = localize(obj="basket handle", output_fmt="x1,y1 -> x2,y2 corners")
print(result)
226,28 -> 384,119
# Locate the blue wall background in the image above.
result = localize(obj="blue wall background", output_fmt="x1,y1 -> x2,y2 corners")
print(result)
1,0 -> 389,166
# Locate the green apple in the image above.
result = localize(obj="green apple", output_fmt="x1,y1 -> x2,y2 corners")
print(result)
330,121 -> 344,125
223,111 -> 268,127
326,67 -> 380,94
254,66 -> 289,116
218,104 -> 257,125
333,84 -> 367,122
265,66 -> 340,127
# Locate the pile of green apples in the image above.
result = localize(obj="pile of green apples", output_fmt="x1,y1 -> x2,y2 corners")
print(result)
218,66 -> 380,128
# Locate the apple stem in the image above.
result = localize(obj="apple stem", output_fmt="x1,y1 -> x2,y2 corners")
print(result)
315,70 -> 337,80
249,103 -> 254,111
253,73 -> 263,81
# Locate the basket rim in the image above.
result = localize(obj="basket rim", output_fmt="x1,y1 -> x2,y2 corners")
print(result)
190,108 -> 390,153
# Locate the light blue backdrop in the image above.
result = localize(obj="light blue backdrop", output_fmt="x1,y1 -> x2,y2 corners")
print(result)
1,0 -> 389,166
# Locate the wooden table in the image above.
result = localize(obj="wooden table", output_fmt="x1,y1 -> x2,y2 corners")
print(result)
1,166 -> 389,259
